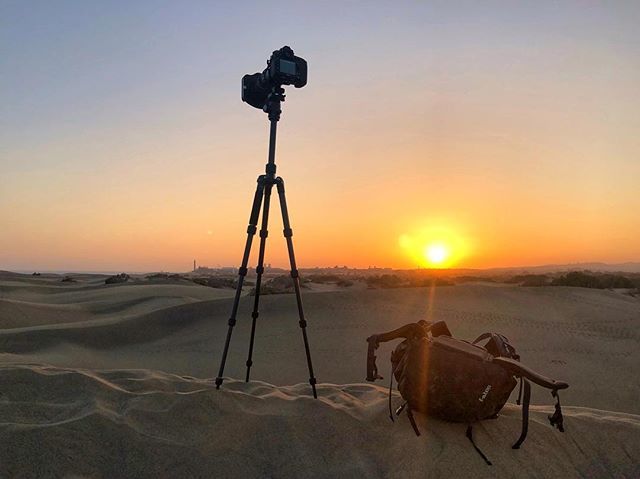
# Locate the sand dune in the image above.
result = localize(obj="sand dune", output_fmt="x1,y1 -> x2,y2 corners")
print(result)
0,364 -> 638,478
0,273 -> 235,330
2,278 -> 638,413
1,272 -> 639,477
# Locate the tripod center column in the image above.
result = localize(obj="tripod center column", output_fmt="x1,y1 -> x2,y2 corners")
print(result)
264,93 -> 281,180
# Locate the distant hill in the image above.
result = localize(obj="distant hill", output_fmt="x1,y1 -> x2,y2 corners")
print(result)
480,262 -> 640,274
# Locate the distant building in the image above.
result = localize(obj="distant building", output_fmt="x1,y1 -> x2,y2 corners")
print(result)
193,266 -> 238,275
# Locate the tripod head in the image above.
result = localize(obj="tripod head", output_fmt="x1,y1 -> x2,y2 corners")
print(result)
264,86 -> 285,122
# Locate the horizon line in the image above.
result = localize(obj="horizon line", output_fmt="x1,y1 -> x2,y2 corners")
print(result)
4,260 -> 640,276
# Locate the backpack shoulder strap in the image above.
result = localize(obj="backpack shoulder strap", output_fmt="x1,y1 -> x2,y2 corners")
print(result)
366,321 -> 432,382
495,357 -> 568,450
493,357 -> 569,390
373,321 -> 431,344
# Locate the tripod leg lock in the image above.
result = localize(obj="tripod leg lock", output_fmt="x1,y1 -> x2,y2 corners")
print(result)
290,269 -> 299,278
247,225 -> 257,234
256,265 -> 264,274
238,267 -> 248,277
228,318 -> 236,327
299,319 -> 307,328
309,377 -> 317,386
283,227 -> 293,237
259,229 -> 269,238
251,311 -> 259,319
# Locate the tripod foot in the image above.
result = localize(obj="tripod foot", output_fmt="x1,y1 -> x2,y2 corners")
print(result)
309,377 -> 318,398
215,376 -> 223,389
245,360 -> 253,382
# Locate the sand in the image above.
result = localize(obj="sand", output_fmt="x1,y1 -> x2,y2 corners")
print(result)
1,271 -> 639,477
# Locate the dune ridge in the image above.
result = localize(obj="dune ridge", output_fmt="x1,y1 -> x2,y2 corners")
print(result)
2,278 -> 638,414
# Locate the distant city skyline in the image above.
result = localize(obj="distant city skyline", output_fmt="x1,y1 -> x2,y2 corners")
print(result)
8,261 -> 640,276
2,2 -> 639,271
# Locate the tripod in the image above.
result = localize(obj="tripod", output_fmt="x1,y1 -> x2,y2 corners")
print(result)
214,87 -> 318,398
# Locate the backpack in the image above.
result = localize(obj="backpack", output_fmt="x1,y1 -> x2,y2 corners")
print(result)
366,320 -> 569,465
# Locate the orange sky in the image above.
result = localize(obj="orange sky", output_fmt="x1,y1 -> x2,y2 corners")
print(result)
2,3 -> 639,272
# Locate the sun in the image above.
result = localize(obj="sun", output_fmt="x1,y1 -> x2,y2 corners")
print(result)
424,243 -> 449,266
399,224 -> 470,269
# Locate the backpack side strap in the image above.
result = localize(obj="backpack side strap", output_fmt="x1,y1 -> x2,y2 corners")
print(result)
493,357 -> 569,390
512,378 -> 531,449
406,407 -> 421,436
466,425 -> 492,465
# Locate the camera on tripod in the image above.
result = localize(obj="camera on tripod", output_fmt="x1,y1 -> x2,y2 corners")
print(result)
216,45 -> 318,398
242,46 -> 307,110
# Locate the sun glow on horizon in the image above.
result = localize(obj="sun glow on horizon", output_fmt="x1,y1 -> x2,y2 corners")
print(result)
400,225 -> 470,269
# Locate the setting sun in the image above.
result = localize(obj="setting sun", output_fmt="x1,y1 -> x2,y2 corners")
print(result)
425,243 -> 450,266
399,225 -> 470,269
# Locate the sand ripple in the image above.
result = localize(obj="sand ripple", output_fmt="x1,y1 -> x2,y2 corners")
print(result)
1,363 -> 638,478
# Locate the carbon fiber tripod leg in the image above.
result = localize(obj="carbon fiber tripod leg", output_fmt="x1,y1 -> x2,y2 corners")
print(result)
245,179 -> 274,382
215,176 -> 266,389
275,177 -> 318,398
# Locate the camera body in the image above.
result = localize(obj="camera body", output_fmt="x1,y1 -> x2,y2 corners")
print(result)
242,46 -> 307,110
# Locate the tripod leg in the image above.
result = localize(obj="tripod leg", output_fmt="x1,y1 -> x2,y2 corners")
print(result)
215,176 -> 266,389
245,180 -> 274,382
275,177 -> 318,398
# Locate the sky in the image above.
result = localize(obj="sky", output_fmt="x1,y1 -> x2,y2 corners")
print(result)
1,1 -> 639,272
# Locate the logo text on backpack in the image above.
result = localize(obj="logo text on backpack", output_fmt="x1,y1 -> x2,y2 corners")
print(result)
479,385 -> 492,402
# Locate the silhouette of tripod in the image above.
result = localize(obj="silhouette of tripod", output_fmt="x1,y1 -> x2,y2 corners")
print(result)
214,87 -> 318,398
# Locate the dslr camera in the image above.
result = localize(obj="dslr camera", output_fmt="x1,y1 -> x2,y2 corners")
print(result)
242,46 -> 307,110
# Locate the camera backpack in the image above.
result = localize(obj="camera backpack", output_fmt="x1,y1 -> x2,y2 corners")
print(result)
366,320 -> 569,465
